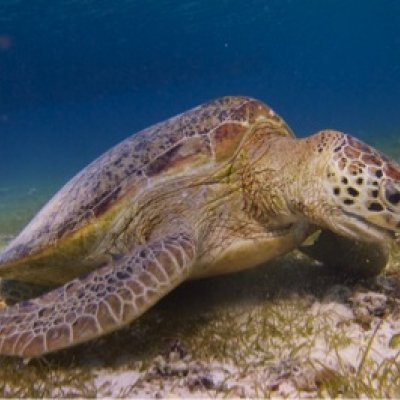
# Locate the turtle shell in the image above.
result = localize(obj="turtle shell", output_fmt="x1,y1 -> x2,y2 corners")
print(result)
0,96 -> 293,284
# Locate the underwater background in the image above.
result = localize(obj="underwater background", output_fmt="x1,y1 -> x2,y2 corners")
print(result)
0,0 -> 400,235
1,2 -> 400,397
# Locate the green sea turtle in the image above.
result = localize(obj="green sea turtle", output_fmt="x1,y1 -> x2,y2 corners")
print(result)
0,96 -> 399,358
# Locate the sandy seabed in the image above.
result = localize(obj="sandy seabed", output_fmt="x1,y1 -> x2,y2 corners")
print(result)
0,240 -> 399,398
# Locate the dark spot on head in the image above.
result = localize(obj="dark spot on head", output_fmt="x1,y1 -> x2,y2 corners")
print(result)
333,187 -> 340,195
368,202 -> 384,212
343,199 -> 354,205
356,177 -> 363,185
375,170 -> 383,178
341,177 -> 348,184
372,189 -> 379,198
347,187 -> 359,197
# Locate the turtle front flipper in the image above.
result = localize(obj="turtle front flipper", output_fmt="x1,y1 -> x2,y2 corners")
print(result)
0,227 -> 196,358
301,230 -> 389,278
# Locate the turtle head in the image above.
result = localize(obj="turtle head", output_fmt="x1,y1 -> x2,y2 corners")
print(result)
300,130 -> 400,243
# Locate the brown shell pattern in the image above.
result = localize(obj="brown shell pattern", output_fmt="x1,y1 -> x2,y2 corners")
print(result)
0,96 -> 291,264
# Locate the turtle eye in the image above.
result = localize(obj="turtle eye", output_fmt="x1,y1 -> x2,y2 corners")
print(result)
380,179 -> 400,210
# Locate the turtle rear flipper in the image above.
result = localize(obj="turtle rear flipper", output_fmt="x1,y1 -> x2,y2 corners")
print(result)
0,226 -> 196,358
301,230 -> 389,278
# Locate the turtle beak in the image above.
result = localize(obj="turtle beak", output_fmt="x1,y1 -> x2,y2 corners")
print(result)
333,207 -> 399,243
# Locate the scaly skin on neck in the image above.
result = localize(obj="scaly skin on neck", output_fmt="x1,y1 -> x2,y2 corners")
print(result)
237,129 -> 400,244
232,129 -> 318,231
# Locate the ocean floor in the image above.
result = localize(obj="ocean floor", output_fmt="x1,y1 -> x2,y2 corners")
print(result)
0,246 -> 399,398
0,138 -> 400,398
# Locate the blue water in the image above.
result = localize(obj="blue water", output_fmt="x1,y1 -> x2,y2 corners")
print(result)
0,0 -> 399,191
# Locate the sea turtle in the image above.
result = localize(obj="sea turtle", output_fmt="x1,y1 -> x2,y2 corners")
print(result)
0,96 -> 399,358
